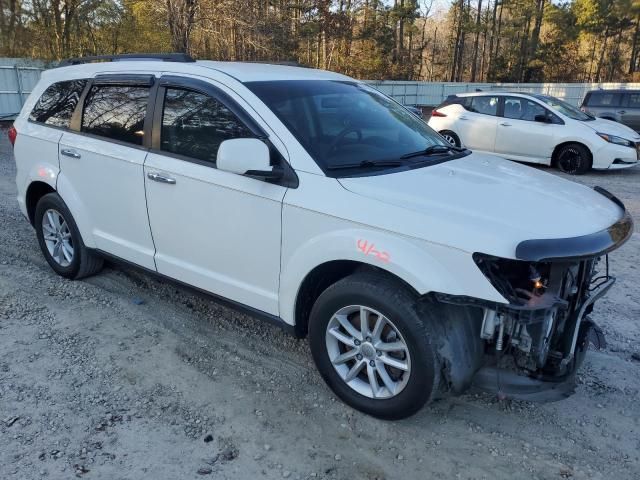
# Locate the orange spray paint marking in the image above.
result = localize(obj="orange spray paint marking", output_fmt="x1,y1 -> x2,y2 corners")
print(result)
357,239 -> 390,263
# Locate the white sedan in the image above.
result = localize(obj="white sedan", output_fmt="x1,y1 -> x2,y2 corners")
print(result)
428,91 -> 640,174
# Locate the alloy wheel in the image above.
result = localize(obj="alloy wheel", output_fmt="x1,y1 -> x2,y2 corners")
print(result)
442,133 -> 457,146
325,305 -> 411,399
42,208 -> 74,267
558,147 -> 582,174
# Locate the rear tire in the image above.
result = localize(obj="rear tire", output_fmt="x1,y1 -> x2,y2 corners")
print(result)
554,143 -> 592,175
35,193 -> 103,279
308,272 -> 439,419
439,130 -> 461,147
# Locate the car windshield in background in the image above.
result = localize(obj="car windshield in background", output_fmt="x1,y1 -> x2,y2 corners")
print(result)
246,80 -> 460,176
534,94 -> 593,121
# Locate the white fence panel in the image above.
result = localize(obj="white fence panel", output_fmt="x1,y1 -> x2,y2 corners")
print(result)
366,80 -> 640,107
2,56 -> 640,117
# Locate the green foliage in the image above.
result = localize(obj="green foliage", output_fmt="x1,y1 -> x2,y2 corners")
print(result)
0,0 -> 637,81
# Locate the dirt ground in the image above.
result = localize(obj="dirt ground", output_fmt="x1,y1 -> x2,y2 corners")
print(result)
1,125 -> 638,480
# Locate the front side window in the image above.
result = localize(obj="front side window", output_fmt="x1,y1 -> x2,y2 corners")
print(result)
587,92 -> 622,107
81,85 -> 150,145
503,97 -> 549,122
29,80 -> 86,128
534,94 -> 593,121
247,80 -> 456,175
626,93 -> 640,108
160,88 -> 253,163
466,96 -> 499,116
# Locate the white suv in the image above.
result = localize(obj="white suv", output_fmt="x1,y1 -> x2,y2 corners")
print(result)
10,55 -> 633,419
428,91 -> 640,174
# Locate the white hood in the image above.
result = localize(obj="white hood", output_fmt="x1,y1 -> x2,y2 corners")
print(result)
582,117 -> 640,141
338,154 -> 624,258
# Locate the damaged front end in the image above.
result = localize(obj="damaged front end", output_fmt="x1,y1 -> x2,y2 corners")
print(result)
433,187 -> 633,402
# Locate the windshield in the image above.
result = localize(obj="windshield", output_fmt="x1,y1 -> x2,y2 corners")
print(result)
246,80 -> 458,175
534,94 -> 593,121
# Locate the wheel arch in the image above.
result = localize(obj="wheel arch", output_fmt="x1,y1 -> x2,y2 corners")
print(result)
551,141 -> 593,166
25,181 -> 56,225
292,260 -> 419,338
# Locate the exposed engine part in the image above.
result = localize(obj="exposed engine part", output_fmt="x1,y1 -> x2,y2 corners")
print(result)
495,319 -> 505,351
480,309 -> 498,339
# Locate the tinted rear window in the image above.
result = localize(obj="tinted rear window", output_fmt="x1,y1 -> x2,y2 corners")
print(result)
81,85 -> 150,145
29,80 -> 86,128
585,92 -> 623,107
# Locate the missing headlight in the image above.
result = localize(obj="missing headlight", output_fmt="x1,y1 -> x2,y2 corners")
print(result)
472,253 -> 552,306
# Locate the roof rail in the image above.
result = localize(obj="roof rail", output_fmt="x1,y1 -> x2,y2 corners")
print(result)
240,60 -> 306,68
58,53 -> 196,67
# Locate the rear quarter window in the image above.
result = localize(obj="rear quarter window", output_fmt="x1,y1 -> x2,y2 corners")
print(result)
29,80 -> 87,128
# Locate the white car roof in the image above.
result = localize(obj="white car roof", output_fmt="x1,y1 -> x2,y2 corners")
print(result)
455,91 -> 540,99
42,59 -> 352,83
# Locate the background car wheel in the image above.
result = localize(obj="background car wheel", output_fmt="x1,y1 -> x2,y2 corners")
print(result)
308,271 -> 439,420
439,130 -> 461,147
35,193 -> 103,279
554,143 -> 592,175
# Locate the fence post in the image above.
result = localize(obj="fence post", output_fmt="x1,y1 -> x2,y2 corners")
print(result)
14,65 -> 24,111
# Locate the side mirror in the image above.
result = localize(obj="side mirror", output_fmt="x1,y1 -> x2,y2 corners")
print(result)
217,138 -> 283,180
534,114 -> 551,123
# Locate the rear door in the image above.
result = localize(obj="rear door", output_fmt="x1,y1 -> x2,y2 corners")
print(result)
622,92 -> 640,132
494,96 -> 558,164
57,74 -> 157,269
456,95 -> 499,152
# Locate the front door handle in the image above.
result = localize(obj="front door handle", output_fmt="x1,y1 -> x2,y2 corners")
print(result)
60,148 -> 81,159
618,110 -> 627,114
459,116 -> 469,120
500,122 -> 512,127
147,172 -> 176,185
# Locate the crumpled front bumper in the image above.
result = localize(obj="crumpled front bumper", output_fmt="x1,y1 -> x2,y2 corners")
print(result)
470,278 -> 614,402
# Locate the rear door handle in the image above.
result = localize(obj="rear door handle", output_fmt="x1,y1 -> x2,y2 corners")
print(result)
459,116 -> 469,120
618,110 -> 627,114
147,172 -> 176,185
60,148 -> 81,159
500,122 -> 512,127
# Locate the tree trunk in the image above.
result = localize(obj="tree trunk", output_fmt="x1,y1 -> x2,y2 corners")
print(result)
594,26 -> 609,82
524,0 -> 545,82
470,0 -> 483,82
629,15 -> 640,75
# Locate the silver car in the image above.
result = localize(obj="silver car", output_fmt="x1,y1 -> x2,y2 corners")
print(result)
581,89 -> 640,132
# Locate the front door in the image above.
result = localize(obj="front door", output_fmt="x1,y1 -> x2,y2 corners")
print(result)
58,76 -> 156,269
144,79 -> 286,315
494,96 -> 557,164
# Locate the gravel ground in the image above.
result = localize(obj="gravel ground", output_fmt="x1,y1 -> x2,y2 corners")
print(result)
1,125 -> 639,480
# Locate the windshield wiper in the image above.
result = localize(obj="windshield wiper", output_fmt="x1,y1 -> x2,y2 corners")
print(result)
326,160 -> 404,170
400,144 -> 465,159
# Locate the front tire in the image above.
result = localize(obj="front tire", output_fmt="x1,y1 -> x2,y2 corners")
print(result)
308,272 -> 439,419
554,143 -> 592,175
35,193 -> 103,279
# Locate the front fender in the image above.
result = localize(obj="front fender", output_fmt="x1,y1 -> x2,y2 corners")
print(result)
279,226 -> 505,326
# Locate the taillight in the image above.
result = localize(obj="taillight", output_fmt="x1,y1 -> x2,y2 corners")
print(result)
8,125 -> 17,146
431,110 -> 447,117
